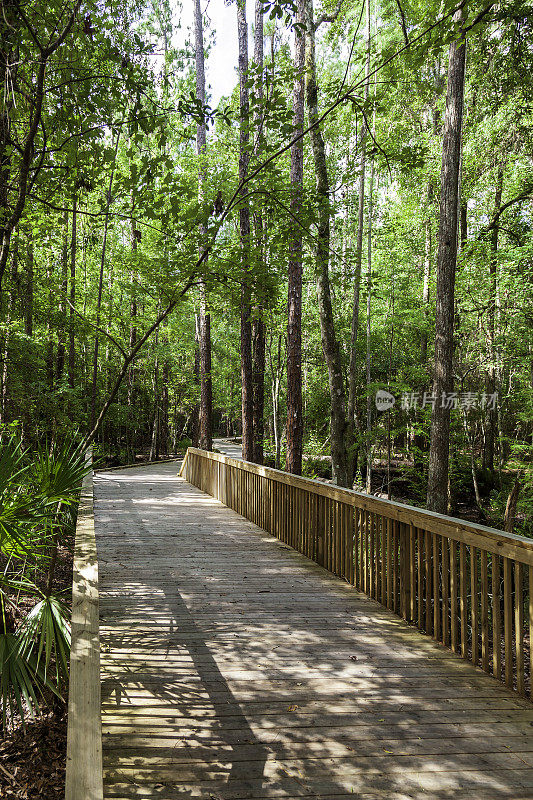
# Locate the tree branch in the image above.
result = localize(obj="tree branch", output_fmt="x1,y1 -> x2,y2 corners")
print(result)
43,1 -> 82,57
65,298 -> 128,359
80,273 -> 198,450
463,1 -> 495,33
314,0 -> 345,30
394,0 -> 409,45
478,185 -> 533,237
220,0 -> 476,228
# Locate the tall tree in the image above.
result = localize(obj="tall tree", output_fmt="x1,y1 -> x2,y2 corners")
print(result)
484,165 -> 504,475
90,130 -> 120,430
127,217 -> 138,457
286,0 -> 305,475
68,193 -> 77,388
347,0 -> 371,485
56,214 -> 68,382
193,0 -> 213,451
365,157 -> 377,493
237,0 -> 254,461
252,0 -> 266,465
24,230 -> 33,338
0,3 -> 80,288
427,8 -> 467,513
420,181 -> 433,364
304,0 -> 349,486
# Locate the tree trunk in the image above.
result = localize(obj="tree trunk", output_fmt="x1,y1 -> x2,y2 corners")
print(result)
285,0 -> 305,475
0,2 -> 17,291
160,352 -> 170,456
252,316 -> 265,463
149,325 -> 160,461
386,264 -> 395,500
192,315 -> 200,448
304,0 -> 349,486
127,219 -> 138,458
504,474 -> 521,533
347,0 -> 371,485
420,180 -> 432,364
365,165 -> 376,494
427,9 -> 466,514
237,0 -> 254,462
194,0 -> 213,452
0,238 -> 16,423
484,166 -> 503,475
198,289 -> 213,450
45,257 -> 54,390
269,332 -> 284,470
252,0 -> 266,465
91,129 -> 120,430
56,213 -> 68,382
24,230 -> 33,337
68,194 -> 76,387
460,406 -> 484,513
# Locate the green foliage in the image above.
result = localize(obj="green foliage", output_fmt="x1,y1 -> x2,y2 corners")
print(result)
0,439 -> 89,729
18,596 -> 71,689
0,634 -> 51,731
0,0 -> 532,572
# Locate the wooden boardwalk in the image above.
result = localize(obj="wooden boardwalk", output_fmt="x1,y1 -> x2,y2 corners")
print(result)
95,462 -> 533,799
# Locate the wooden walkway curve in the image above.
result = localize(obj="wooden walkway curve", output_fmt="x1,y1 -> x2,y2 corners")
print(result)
95,461 -> 533,799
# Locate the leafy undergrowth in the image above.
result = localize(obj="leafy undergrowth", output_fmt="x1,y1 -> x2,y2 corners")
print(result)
1,524 -> 74,799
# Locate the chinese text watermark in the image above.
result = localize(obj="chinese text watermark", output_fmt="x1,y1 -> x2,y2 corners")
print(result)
375,389 -> 498,412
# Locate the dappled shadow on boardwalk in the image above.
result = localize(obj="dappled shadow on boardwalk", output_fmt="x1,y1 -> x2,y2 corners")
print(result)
95,464 -> 533,799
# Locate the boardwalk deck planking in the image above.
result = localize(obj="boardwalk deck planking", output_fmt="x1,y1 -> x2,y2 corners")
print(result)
95,462 -> 533,800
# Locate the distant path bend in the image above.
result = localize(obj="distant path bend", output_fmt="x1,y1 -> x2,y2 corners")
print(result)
213,437 -> 243,460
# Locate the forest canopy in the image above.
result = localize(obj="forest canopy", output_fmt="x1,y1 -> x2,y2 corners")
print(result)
0,0 -> 531,534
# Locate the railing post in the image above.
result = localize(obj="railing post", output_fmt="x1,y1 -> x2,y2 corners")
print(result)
399,522 -> 409,621
65,450 -> 103,800
317,495 -> 325,567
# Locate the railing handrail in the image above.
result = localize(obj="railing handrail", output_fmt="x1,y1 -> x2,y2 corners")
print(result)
65,449 -> 103,800
182,447 -> 533,565
182,446 -> 533,698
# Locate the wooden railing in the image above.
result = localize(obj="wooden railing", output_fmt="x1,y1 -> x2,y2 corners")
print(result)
181,447 -> 533,699
65,451 -> 103,800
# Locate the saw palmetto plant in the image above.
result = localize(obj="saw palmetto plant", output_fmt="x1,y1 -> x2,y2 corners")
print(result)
0,437 -> 89,730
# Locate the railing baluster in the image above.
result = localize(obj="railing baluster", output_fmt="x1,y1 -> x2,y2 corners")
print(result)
515,562 -> 524,695
529,565 -> 533,700
337,501 -> 341,577
493,554 -> 502,681
183,448 -> 533,699
387,518 -> 392,609
433,533 -> 440,641
504,557 -> 513,688
399,521 -> 407,619
442,536 -> 450,647
471,546 -> 479,666
349,505 -> 355,586
417,528 -> 423,628
450,542 -> 458,653
460,542 -> 467,658
380,516 -> 386,605
481,550 -> 489,672
409,523 -> 416,622
425,530 -> 432,635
